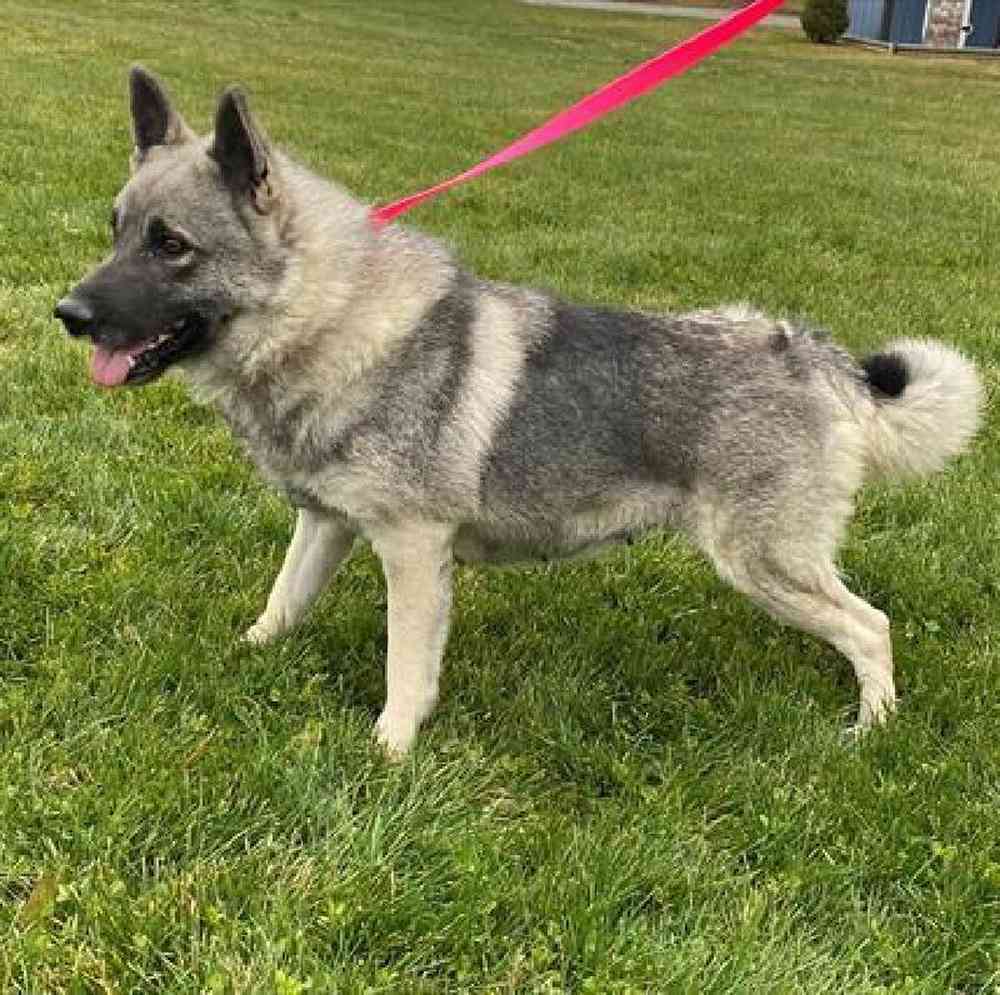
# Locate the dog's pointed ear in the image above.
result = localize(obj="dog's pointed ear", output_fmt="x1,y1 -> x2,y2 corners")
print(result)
129,66 -> 193,160
209,87 -> 276,215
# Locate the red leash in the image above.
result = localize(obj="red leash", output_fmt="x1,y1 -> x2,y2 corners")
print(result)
371,0 -> 785,226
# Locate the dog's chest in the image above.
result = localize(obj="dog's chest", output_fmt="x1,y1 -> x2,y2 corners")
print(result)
224,418 -> 403,533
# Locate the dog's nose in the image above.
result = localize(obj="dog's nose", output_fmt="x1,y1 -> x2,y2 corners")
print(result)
53,297 -> 94,337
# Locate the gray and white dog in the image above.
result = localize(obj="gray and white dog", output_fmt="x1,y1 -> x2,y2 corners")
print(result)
56,68 -> 983,753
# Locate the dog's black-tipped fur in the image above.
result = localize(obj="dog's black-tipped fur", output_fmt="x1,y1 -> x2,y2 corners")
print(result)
862,352 -> 909,398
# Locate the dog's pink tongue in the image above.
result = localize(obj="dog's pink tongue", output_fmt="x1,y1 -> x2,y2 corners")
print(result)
90,342 -> 147,387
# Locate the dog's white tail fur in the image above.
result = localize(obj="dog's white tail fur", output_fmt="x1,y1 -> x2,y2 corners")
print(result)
864,338 -> 983,480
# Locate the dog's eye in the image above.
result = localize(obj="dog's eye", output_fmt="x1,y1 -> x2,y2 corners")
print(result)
147,218 -> 192,259
155,232 -> 191,258
160,236 -> 188,256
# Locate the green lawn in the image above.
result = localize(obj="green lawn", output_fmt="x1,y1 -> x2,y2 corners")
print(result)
2,1 -> 1000,992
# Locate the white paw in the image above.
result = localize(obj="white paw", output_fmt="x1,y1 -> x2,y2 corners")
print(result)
857,690 -> 897,731
845,690 -> 897,741
242,616 -> 281,646
374,710 -> 418,759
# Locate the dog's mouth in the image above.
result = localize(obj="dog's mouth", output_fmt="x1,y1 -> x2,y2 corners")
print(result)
90,316 -> 207,387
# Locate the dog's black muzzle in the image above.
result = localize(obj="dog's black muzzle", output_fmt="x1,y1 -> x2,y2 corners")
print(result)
53,270 -> 222,386
53,296 -> 95,338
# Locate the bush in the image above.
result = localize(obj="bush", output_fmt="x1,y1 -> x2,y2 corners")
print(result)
800,0 -> 849,42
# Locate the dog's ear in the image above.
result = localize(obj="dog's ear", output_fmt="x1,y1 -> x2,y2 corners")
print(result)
210,87 -> 276,215
129,66 -> 193,161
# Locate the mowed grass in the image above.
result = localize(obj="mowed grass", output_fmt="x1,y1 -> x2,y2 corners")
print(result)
2,0 -> 1000,991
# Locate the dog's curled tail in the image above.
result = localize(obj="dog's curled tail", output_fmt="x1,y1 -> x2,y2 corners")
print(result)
861,338 -> 983,480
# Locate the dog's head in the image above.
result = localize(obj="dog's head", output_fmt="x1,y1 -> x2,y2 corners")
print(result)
54,67 -> 286,386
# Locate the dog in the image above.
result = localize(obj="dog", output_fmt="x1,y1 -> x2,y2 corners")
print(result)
54,67 -> 983,753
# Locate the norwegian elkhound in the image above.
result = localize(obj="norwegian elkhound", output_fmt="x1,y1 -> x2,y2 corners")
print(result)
55,68 -> 982,753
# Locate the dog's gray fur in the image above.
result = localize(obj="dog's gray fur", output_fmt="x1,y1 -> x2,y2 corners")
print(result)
57,69 -> 984,753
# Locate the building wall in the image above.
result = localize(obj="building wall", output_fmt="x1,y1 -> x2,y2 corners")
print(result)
925,0 -> 965,44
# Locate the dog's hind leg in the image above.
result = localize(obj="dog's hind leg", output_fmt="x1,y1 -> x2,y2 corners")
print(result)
244,508 -> 355,645
714,548 -> 895,732
370,522 -> 455,755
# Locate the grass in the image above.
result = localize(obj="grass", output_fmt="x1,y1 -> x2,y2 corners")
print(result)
2,0 -> 1000,991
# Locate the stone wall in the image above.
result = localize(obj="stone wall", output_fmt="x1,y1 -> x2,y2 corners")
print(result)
924,0 -> 966,44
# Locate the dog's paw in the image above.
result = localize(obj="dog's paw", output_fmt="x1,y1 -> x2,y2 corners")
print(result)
857,691 -> 897,730
840,723 -> 866,745
242,616 -> 280,646
374,710 -> 417,760
843,693 -> 898,742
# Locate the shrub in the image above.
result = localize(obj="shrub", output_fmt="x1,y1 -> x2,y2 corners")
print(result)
800,0 -> 849,43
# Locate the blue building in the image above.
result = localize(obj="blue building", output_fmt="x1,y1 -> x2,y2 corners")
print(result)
848,0 -> 1000,46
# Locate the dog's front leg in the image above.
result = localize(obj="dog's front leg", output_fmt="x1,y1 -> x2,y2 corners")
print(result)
244,508 -> 355,645
370,523 -> 455,755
